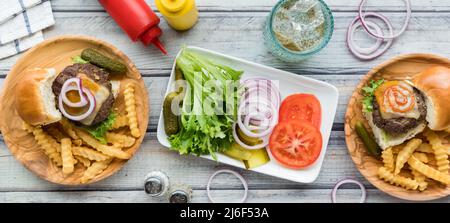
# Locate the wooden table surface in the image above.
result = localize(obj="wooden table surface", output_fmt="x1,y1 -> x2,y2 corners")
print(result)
1,0 -> 449,203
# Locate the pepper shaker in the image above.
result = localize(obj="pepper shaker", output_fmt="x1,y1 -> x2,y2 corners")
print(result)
168,183 -> 192,203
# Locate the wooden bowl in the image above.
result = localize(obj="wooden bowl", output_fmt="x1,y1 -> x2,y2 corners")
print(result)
345,54 -> 450,201
0,35 -> 149,185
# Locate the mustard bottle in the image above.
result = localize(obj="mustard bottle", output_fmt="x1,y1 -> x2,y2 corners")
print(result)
155,0 -> 198,31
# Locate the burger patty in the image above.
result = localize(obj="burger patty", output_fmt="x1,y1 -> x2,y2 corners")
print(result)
52,63 -> 114,125
372,89 -> 427,135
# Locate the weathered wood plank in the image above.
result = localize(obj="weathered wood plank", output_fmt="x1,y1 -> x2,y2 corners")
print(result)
0,131 -> 366,191
1,12 -> 450,72
50,0 -> 450,12
1,189 -> 448,203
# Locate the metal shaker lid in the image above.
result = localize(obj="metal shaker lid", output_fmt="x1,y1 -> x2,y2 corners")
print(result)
144,171 -> 170,197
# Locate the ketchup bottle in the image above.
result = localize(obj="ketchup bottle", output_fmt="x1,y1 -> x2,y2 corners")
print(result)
98,0 -> 167,54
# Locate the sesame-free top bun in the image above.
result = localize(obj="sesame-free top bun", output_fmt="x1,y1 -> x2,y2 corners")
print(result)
413,66 -> 450,130
15,68 -> 61,126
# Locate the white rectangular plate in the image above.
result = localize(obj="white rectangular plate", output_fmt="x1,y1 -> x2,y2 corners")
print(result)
157,46 -> 339,183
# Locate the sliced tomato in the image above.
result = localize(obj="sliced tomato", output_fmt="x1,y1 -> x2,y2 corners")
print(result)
278,94 -> 321,128
269,121 -> 322,169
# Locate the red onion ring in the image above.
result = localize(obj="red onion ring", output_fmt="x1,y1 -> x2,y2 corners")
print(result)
62,85 -> 88,107
359,0 -> 411,39
346,12 -> 394,60
207,169 -> 248,203
349,20 -> 383,55
61,78 -> 88,107
242,77 -> 281,107
234,77 -> 280,149
331,178 -> 366,203
59,87 -> 96,121
237,100 -> 277,138
244,112 -> 270,131
232,123 -> 269,150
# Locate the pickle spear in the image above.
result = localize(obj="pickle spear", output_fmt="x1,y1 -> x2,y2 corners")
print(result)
222,143 -> 270,169
174,66 -> 186,97
355,121 -> 381,157
163,92 -> 181,136
244,148 -> 270,169
81,48 -> 127,73
237,128 -> 263,146
222,143 -> 253,161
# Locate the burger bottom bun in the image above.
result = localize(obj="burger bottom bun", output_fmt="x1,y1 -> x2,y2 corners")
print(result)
364,111 -> 426,150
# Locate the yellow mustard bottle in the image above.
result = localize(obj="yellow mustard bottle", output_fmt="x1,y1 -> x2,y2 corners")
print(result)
155,0 -> 198,31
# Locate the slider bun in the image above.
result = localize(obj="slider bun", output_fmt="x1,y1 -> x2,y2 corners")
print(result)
15,68 -> 61,126
413,66 -> 450,130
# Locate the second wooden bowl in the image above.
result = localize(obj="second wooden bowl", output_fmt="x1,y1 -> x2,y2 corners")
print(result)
345,54 -> 450,201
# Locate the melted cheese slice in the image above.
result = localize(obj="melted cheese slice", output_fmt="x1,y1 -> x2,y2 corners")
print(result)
374,81 -> 421,120
77,73 -> 110,125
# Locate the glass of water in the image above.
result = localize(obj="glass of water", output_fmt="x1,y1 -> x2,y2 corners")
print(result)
263,0 -> 334,62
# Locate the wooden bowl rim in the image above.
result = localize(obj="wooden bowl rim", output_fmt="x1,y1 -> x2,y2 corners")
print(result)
0,35 -> 149,185
344,53 -> 450,201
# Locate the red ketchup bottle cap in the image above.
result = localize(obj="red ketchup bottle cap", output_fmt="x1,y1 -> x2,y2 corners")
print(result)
140,26 -> 168,55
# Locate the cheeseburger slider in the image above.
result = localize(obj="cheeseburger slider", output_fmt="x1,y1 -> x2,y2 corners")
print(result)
15,64 -> 120,127
363,66 -> 450,150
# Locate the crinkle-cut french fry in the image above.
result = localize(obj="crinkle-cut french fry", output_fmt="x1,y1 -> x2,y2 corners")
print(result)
408,155 -> 450,185
75,129 -> 131,159
106,132 -> 136,148
377,167 -> 419,190
43,129 -> 62,153
111,115 -> 128,130
412,152 -> 429,164
80,159 -> 112,184
434,145 -> 450,173
74,155 -> 91,168
391,145 -> 402,154
61,138 -> 75,175
72,146 -> 110,161
410,167 -> 428,191
32,126 -> 63,167
95,144 -> 130,159
72,139 -> 83,146
416,143 -> 433,154
410,153 -> 429,191
424,129 -> 449,173
59,118 -> 79,140
382,147 -> 395,172
443,144 -> 450,156
394,139 -> 422,175
44,126 -> 66,142
124,83 -> 140,138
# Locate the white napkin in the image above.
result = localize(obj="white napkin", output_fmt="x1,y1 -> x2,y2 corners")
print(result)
0,0 -> 42,24
0,1 -> 54,45
0,31 -> 43,59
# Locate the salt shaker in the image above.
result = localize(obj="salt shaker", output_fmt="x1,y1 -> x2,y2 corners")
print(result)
144,171 -> 170,197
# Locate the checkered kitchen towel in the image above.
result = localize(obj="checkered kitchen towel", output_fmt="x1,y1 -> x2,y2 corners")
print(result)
0,0 -> 54,59
0,0 -> 42,24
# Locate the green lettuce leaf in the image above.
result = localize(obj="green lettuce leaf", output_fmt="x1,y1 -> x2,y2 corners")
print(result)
71,55 -> 89,64
362,79 -> 384,113
83,112 -> 117,144
168,48 -> 243,159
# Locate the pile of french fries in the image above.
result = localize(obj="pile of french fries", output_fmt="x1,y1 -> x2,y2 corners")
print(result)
22,83 -> 140,183
377,128 -> 450,191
